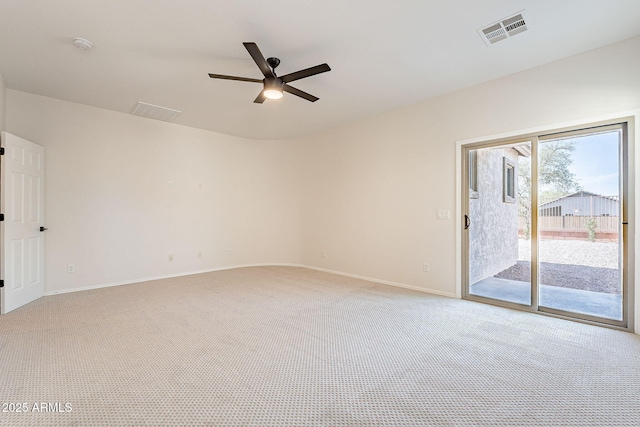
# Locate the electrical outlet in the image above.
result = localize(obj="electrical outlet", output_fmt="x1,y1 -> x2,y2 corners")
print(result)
168,254 -> 173,262
423,263 -> 430,272
322,250 -> 326,258
67,264 -> 75,273
168,180 -> 174,188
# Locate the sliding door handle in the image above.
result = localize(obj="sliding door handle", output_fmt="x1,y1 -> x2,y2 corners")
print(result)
464,215 -> 471,230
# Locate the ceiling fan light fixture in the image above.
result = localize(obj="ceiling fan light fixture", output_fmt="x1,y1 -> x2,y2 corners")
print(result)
263,88 -> 283,100
263,79 -> 284,100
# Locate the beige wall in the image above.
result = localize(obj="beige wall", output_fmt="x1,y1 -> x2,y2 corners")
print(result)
6,90 -> 305,293
0,71 -> 6,130
298,36 -> 640,329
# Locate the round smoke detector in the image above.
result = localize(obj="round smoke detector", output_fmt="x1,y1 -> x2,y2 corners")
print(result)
73,37 -> 93,50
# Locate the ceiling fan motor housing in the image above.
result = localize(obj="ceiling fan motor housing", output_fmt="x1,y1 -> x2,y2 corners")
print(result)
264,78 -> 284,91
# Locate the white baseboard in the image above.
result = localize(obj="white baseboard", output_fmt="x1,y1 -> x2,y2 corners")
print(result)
43,263 -> 296,296
301,265 -> 458,298
44,263 -> 457,299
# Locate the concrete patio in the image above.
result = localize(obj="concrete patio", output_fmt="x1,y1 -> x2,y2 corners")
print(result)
470,276 -> 623,321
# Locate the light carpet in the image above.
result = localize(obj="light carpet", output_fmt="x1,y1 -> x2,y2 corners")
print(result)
0,266 -> 639,426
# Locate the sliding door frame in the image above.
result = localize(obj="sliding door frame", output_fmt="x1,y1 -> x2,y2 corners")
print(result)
462,118 -> 634,331
462,136 -> 538,313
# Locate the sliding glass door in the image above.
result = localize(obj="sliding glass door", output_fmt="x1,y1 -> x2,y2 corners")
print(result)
463,123 -> 629,328
537,128 -> 624,321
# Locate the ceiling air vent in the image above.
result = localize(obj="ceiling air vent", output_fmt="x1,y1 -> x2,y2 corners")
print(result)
479,12 -> 528,46
131,101 -> 181,122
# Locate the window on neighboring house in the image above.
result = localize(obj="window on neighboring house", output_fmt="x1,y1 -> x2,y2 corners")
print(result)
503,157 -> 516,203
469,150 -> 478,199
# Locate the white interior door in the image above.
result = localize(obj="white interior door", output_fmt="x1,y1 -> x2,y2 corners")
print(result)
1,132 -> 45,314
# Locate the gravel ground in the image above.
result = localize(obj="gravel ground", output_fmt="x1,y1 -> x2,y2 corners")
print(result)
517,239 -> 619,268
495,239 -> 621,294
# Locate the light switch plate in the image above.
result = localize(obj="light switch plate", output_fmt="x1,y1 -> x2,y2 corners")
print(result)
437,210 -> 451,219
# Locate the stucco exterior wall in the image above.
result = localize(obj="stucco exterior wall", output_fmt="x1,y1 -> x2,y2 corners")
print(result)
469,147 -> 520,284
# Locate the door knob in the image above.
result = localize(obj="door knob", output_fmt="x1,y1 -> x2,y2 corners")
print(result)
40,226 -> 48,232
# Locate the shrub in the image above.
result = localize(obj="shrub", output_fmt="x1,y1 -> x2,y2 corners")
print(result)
585,217 -> 597,242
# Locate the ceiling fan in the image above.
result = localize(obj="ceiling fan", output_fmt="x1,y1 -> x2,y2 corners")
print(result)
208,42 -> 331,103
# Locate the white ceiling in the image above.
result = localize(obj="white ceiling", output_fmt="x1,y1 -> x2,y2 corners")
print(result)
1,0 -> 640,140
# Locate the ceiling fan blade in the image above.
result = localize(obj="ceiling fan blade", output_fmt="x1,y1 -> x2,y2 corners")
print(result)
280,64 -> 331,83
208,73 -> 263,83
254,92 -> 266,104
283,84 -> 319,102
243,42 -> 275,79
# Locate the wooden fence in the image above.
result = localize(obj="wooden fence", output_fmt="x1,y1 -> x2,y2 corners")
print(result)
537,216 -> 618,232
518,216 -> 620,241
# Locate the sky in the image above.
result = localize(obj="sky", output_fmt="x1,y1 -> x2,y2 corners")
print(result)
564,130 -> 620,196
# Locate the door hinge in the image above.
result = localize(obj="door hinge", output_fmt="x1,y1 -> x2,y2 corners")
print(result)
0,213 -> 4,221
0,280 -> 4,288
0,147 -> 4,155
